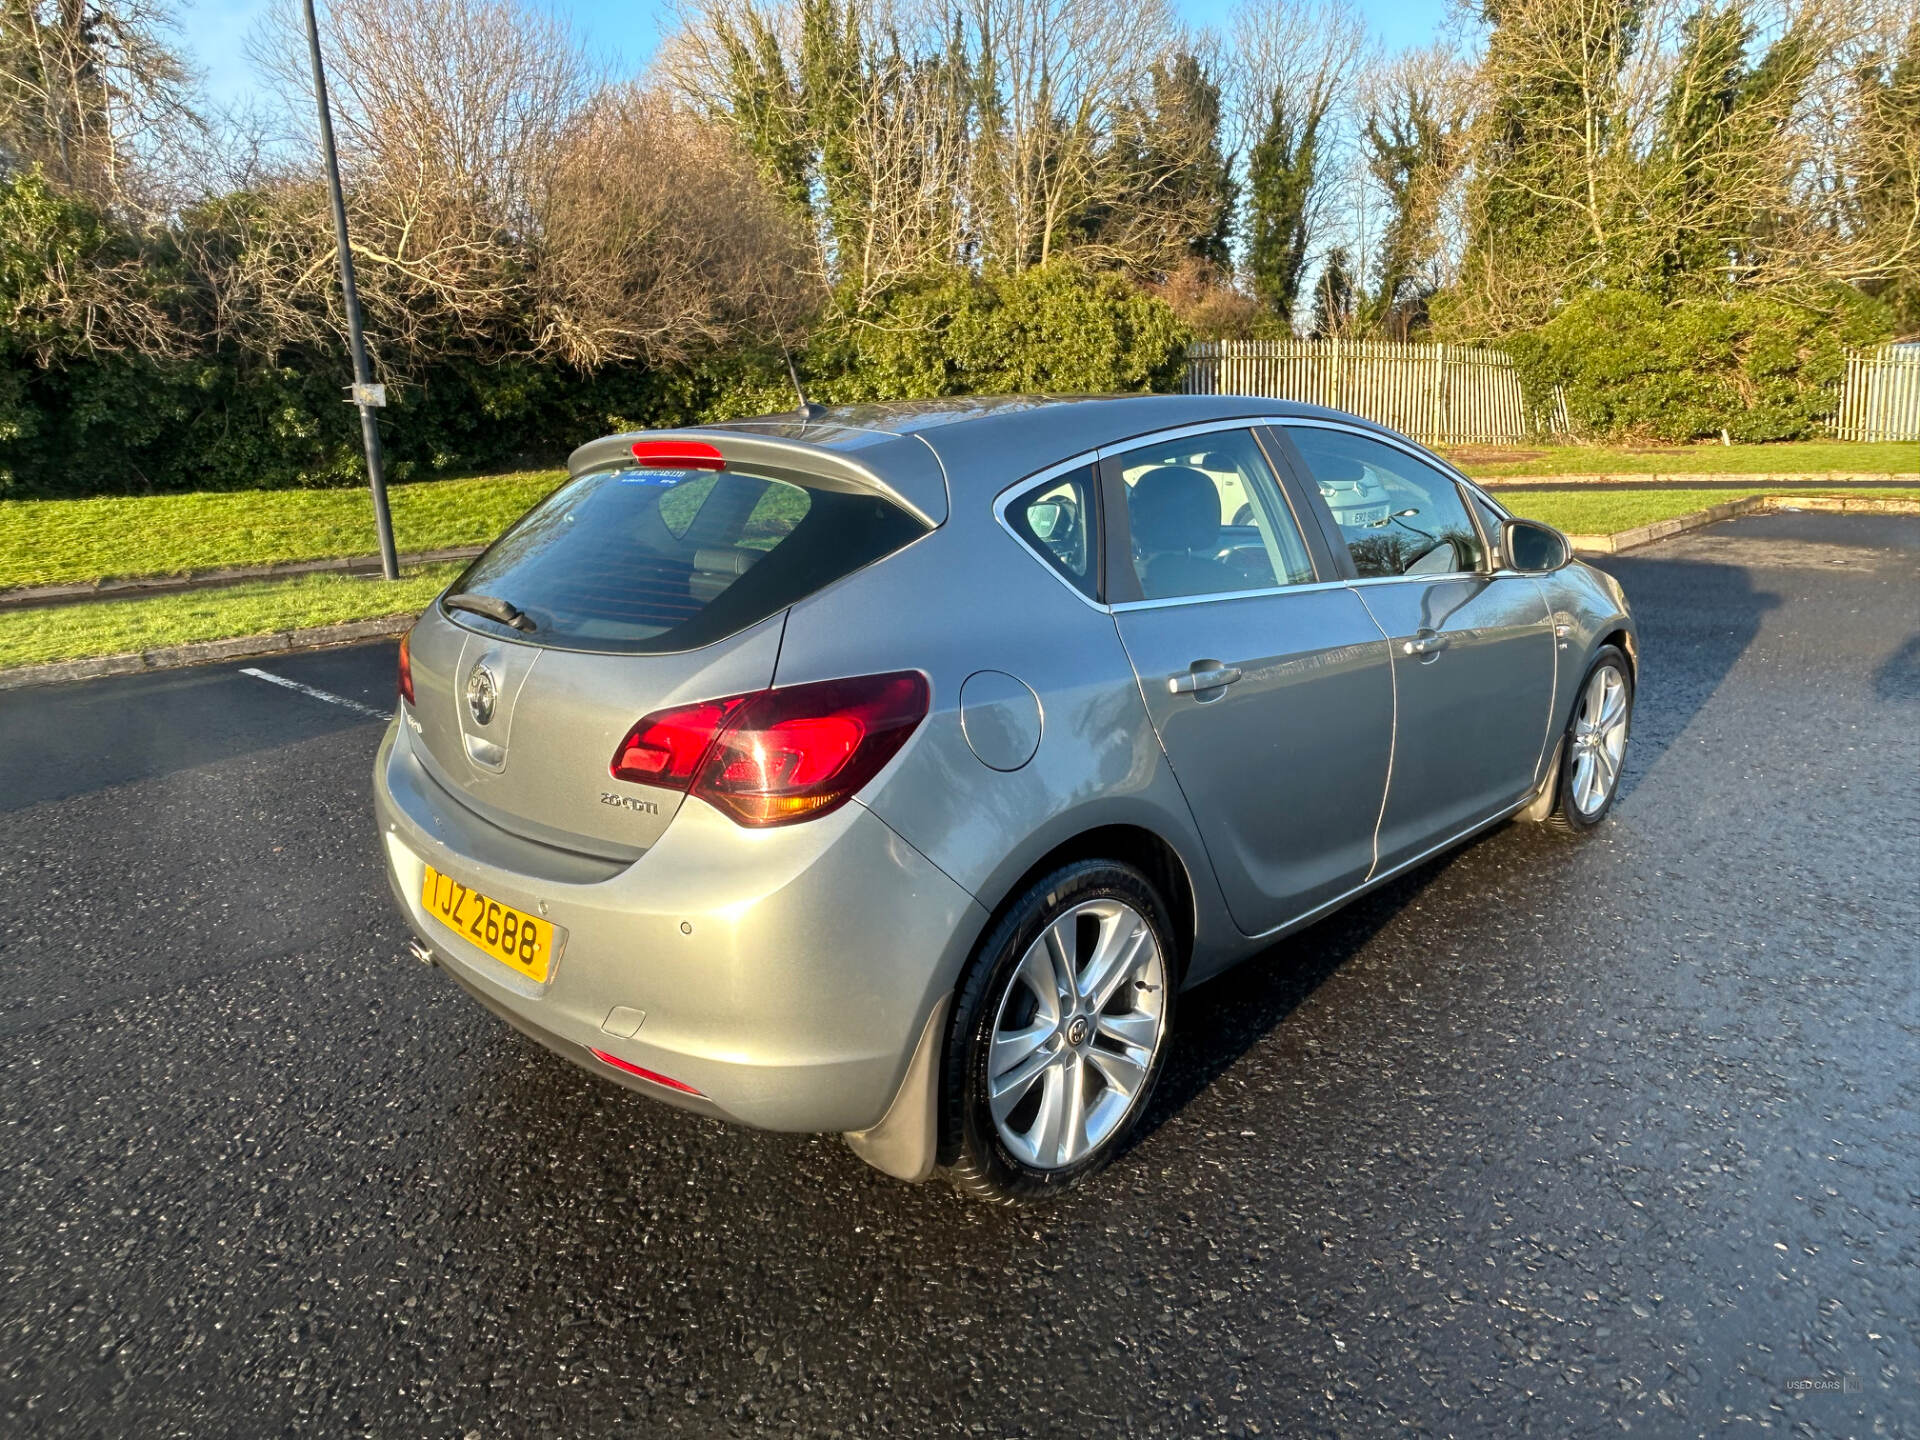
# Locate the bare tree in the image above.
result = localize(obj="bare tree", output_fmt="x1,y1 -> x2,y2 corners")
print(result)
1445,0 -> 1902,334
1816,3 -> 1920,318
0,0 -> 202,211
963,0 -> 1198,269
1226,0 -> 1368,325
245,0 -> 592,358
1357,43 -> 1471,336
0,164 -> 184,359
664,0 -> 973,299
668,0 -> 1216,287
535,85 -> 819,367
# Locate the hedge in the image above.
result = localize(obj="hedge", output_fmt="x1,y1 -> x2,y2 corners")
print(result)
1507,287 -> 1895,443
0,164 -> 1190,501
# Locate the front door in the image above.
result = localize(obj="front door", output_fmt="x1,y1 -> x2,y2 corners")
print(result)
1105,426 -> 1394,935
1277,423 -> 1557,874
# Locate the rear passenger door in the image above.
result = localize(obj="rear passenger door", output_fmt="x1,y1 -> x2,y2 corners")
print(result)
1274,423 -> 1557,873
1105,425 -> 1395,936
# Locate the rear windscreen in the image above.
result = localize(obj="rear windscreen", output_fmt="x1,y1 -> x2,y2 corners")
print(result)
443,465 -> 929,654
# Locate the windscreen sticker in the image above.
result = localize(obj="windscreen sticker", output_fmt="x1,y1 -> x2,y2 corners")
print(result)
615,468 -> 698,486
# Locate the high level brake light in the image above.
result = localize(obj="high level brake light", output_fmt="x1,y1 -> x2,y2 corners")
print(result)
629,439 -> 726,471
607,671 -> 930,828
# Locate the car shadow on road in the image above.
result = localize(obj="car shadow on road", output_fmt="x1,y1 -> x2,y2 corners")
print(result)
0,648 -> 392,813
1126,835 -> 1483,1155
1874,632 -> 1920,702
1127,547 -> 1781,1150
1585,550 -> 1778,805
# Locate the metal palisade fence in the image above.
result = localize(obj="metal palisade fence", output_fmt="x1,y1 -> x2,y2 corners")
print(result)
1182,338 -> 1567,446
1836,344 -> 1920,442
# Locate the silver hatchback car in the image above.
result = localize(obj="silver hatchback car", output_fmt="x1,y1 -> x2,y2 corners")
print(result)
376,396 -> 1635,1201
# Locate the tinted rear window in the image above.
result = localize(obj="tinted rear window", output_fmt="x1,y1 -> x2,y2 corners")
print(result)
444,465 -> 928,654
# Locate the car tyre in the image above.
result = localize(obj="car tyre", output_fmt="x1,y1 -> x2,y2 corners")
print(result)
1547,644 -> 1633,834
941,860 -> 1177,1204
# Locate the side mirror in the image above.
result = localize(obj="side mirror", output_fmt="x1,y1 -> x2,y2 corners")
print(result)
1502,517 -> 1571,573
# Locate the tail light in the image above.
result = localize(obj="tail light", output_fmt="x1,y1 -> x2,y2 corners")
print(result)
398,632 -> 415,706
608,671 -> 930,828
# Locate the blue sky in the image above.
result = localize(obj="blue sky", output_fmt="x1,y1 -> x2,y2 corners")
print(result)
184,0 -> 1448,110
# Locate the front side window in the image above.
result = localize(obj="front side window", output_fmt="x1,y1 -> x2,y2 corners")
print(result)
1285,427 -> 1486,579
1113,430 -> 1315,601
1006,465 -> 1099,599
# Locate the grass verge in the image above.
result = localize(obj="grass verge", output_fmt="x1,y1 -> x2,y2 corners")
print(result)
0,470 -> 563,591
7,441 -> 1916,593
1500,487 -> 1920,534
8,485 -> 1917,673
1445,440 -> 1918,478
0,565 -> 459,670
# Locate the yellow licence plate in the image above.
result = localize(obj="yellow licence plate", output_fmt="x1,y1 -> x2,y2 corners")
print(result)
421,864 -> 559,983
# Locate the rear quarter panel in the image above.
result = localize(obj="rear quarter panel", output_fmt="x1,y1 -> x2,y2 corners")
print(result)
772,511 -> 1243,986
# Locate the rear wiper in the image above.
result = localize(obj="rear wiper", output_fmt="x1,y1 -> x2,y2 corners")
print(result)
444,592 -> 536,632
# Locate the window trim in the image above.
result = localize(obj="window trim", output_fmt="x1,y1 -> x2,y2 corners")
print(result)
1463,486 -> 1514,572
989,416 -> 1527,614
1252,425 -> 1347,581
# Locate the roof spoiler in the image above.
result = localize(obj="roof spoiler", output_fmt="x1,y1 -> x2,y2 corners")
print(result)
567,428 -> 947,527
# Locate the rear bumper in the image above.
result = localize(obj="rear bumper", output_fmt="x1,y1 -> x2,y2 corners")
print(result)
374,719 -> 987,1134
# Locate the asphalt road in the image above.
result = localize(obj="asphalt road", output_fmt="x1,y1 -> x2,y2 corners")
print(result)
3,511 -> 1917,1438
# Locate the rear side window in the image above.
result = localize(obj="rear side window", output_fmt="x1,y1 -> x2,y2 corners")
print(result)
1006,465 -> 1099,599
445,465 -> 927,654
1113,429 -> 1315,600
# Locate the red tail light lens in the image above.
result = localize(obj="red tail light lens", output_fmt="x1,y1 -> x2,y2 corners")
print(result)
699,673 -> 929,826
398,632 -> 415,706
607,671 -> 930,827
610,696 -> 747,786
630,439 -> 725,470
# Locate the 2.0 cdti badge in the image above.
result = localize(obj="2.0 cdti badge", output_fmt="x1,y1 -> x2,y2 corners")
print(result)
376,396 -> 1635,1202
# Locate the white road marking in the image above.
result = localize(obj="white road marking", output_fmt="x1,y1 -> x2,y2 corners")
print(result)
240,667 -> 393,721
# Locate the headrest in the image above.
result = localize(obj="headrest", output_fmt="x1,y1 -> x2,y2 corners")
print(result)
1130,466 -> 1220,553
1312,453 -> 1368,485
692,546 -> 760,576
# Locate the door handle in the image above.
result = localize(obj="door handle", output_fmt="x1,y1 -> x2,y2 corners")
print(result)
1167,664 -> 1243,695
1402,632 -> 1450,657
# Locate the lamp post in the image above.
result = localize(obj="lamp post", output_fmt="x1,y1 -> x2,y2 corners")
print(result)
302,0 -> 398,581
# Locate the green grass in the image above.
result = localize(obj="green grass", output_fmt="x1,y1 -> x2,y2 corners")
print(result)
1502,487 -> 1920,535
0,470 -> 564,591
7,468 -> 1918,672
6,440 -> 1915,593
0,564 -> 460,670
1444,440 -> 1918,478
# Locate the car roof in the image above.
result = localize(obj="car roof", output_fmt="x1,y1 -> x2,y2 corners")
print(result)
710,394 -> 1409,487
718,393 -> 1385,449
568,394 -> 1414,526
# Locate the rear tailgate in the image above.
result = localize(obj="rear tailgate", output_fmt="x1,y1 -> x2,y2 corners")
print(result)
401,431 -> 934,857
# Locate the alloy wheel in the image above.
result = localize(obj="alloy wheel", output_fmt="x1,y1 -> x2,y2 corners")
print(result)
986,899 -> 1169,1170
1570,663 -> 1629,815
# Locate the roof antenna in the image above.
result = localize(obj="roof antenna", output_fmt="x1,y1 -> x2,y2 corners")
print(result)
781,341 -> 824,421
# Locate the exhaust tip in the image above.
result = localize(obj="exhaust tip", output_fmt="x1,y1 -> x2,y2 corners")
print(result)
406,939 -> 435,966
